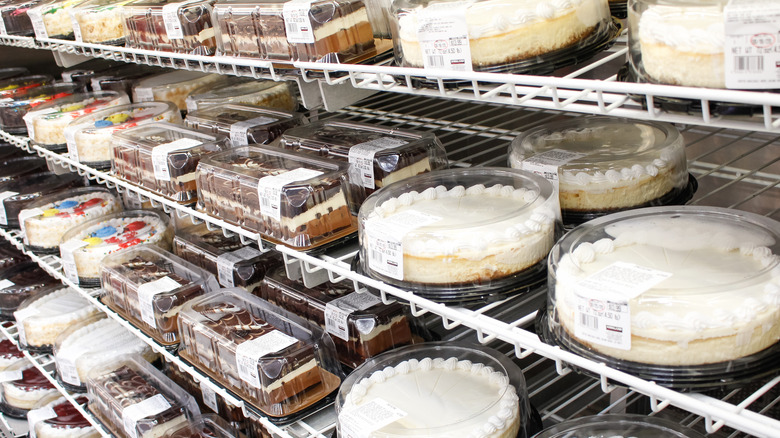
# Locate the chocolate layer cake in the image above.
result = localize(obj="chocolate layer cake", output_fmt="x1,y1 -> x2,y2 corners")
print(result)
259,266 -> 413,367
88,364 -> 189,438
212,1 -> 263,58
286,0 -> 375,62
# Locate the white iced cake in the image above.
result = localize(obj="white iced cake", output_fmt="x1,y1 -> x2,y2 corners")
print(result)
554,216 -> 780,365
55,318 -> 156,388
340,357 -> 521,438
22,190 -> 120,251
365,184 -> 557,284
637,4 -> 724,88
2,367 -> 57,411
16,288 -> 98,350
397,0 -> 608,68
27,94 -> 129,147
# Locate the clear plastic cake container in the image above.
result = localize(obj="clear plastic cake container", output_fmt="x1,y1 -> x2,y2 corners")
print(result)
111,122 -> 230,204
53,313 -> 158,391
28,394 -> 100,438
90,64 -> 159,95
0,171 -> 83,229
26,0 -> 84,39
184,78 -> 297,112
86,354 -> 200,438
122,0 -> 216,55
58,209 -> 174,287
69,0 -> 134,44
357,168 -> 560,294
335,342 -> 535,438
184,103 -> 304,147
258,265 -> 414,368
64,101 -> 181,168
390,0 -> 612,72
509,116 -> 692,226
212,0 -> 376,62
172,223 -> 283,293
13,286 -> 97,353
161,414 -> 238,438
23,91 -> 130,152
177,288 -> 343,420
279,119 -> 447,211
196,145 -> 356,250
533,414 -> 707,438
628,0 -> 729,89
19,186 -> 122,254
99,244 -> 218,346
132,71 -> 223,111
0,0 -> 45,36
547,206 -> 780,371
0,363 -> 57,418
0,156 -> 47,186
0,75 -> 52,100
0,82 -> 83,134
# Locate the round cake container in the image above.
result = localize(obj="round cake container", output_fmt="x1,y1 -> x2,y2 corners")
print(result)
533,413 -> 706,438
0,363 -> 56,419
59,209 -> 174,288
545,206 -> 780,389
0,82 -> 85,134
52,312 -> 107,393
336,342 -> 540,438
357,167 -> 561,305
509,116 -> 696,227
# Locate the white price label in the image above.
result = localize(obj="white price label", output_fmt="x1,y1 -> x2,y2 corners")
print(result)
135,87 -> 155,102
161,2 -> 184,39
0,279 -> 13,290
573,261 -> 672,350
282,0 -> 315,44
0,191 -> 18,225
28,7 -> 48,39
60,238 -> 88,284
200,381 -> 218,413
229,116 -> 275,146
364,210 -> 442,281
64,126 -> 79,161
18,208 -> 44,245
27,406 -> 57,438
69,11 -> 81,41
339,398 -> 408,438
151,137 -> 202,181
23,113 -> 35,140
724,0 -> 780,89
56,352 -> 80,386
521,149 -> 587,190
348,137 -> 408,189
417,3 -> 472,71
0,16 -> 7,35
324,292 -> 382,341
235,330 -> 298,388
216,246 -> 262,287
137,276 -> 181,328
0,370 -> 22,382
257,168 -> 323,221
122,394 -> 172,438
13,307 -> 40,347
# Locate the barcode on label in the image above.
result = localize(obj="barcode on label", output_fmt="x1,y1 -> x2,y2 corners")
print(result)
426,55 -> 445,68
370,250 -> 383,264
287,23 -> 298,33
734,56 -> 764,72
580,313 -> 598,329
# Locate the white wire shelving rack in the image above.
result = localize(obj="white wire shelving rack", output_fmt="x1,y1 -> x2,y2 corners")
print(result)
0,33 -> 778,131
0,91 -> 777,436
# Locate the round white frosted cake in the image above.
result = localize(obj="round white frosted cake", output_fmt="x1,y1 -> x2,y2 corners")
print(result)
554,215 -> 780,366
16,288 -> 97,350
339,357 -> 521,438
636,4 -> 724,88
22,190 -> 120,252
1,367 -> 57,411
510,119 -> 688,215
396,0 -> 608,68
60,212 -> 172,282
363,183 -> 558,284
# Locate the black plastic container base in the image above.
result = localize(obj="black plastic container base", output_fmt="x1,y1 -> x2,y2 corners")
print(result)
536,305 -> 780,391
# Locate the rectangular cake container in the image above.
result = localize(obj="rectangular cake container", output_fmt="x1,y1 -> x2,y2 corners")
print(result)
69,0 -> 134,45
177,288 -> 342,419
196,145 -> 356,250
99,244 -> 219,346
279,119 -> 447,210
0,0 -> 43,36
258,265 -> 413,368
164,366 -> 249,428
184,103 -> 304,147
27,0 -> 82,39
212,0 -> 267,58
123,0 -> 216,55
172,224 -> 283,293
111,122 -> 230,204
132,71 -> 223,111
87,354 -> 200,438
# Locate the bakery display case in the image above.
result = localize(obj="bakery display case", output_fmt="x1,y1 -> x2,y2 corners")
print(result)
123,0 -> 217,55
99,244 -> 219,346
184,103 -> 304,147
111,122 -> 230,204
196,145 -> 356,249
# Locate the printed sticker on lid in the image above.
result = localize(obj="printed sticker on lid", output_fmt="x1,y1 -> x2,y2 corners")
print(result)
235,330 -> 298,388
229,116 -> 276,146
216,246 -> 263,287
137,276 -> 182,328
161,2 -> 184,39
724,0 -> 780,89
151,137 -> 202,181
324,292 -> 382,341
257,168 -> 323,221
282,0 -> 315,44
364,210 -> 442,281
27,406 -> 57,438
121,394 -> 172,438
348,137 -> 408,189
416,2 -> 472,72
339,398 -> 408,438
